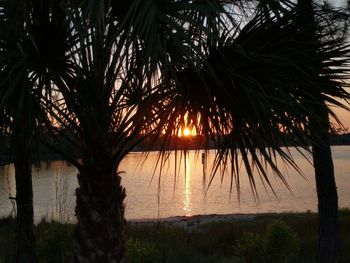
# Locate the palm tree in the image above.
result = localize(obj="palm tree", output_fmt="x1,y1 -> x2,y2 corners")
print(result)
0,1 -> 81,261
2,1 -> 348,263
296,0 -> 349,261
0,1 -> 38,261
164,3 -> 349,263
31,1 -> 229,262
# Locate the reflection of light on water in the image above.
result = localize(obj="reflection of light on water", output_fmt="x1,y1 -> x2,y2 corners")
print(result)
183,153 -> 192,216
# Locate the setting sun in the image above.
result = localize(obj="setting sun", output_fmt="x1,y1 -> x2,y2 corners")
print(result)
175,112 -> 200,137
178,126 -> 197,137
183,127 -> 191,137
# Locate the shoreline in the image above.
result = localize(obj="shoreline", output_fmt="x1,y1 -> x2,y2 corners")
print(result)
127,209 -> 350,230
2,209 -> 349,228
127,211 -> 319,229
128,213 -> 257,230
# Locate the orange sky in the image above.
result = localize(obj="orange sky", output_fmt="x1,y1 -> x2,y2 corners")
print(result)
333,107 -> 350,131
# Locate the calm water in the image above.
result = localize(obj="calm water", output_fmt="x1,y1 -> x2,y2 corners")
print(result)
0,146 -> 350,222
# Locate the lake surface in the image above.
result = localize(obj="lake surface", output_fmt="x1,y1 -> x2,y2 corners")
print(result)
0,146 -> 350,222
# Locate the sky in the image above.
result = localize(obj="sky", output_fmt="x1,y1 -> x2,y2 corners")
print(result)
323,0 -> 349,130
333,105 -> 350,131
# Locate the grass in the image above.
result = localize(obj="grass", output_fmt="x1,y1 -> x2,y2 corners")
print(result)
1,210 -> 350,262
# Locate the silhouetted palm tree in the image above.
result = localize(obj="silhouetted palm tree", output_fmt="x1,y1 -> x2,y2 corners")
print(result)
165,3 -> 349,263
0,1 -> 38,261
2,1 -> 349,263
0,1 -> 77,261
297,0 -> 349,261
32,1 -> 229,262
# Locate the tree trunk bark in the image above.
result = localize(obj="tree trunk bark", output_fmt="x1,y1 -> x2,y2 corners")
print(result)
73,163 -> 127,263
311,105 -> 340,263
14,132 -> 37,263
296,0 -> 340,261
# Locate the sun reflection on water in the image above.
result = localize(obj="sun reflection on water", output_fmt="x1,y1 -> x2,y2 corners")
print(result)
183,153 -> 192,216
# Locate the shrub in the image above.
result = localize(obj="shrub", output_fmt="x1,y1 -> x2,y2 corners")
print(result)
36,220 -> 74,263
127,237 -> 162,263
235,232 -> 264,263
0,217 -> 16,263
264,221 -> 300,263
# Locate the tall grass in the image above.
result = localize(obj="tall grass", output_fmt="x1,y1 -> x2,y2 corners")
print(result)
54,171 -> 74,223
0,217 -> 16,263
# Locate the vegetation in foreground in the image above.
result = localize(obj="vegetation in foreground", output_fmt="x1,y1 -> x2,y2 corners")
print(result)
1,210 -> 350,263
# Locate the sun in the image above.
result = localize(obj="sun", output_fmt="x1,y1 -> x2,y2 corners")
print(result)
183,127 -> 191,137
177,125 -> 197,137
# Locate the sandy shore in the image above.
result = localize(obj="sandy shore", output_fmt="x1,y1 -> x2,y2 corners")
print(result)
128,213 -> 258,230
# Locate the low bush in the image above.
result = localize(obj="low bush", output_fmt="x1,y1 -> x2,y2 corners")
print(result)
264,220 -> 300,263
0,217 -> 16,263
127,237 -> 162,263
236,220 -> 300,263
36,220 -> 74,263
235,232 -> 264,263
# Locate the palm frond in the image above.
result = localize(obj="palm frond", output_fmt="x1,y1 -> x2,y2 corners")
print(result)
155,2 -> 350,197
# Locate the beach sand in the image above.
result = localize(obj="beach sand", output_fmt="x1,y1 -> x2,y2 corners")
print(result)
128,213 -> 258,230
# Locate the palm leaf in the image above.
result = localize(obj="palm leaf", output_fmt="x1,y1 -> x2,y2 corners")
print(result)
156,2 -> 350,198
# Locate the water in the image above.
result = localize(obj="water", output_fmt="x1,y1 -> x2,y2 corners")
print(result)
0,146 -> 350,221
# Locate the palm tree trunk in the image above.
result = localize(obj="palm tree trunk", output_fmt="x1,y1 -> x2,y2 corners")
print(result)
14,129 -> 37,263
311,105 -> 340,263
73,162 -> 127,263
297,0 -> 340,261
